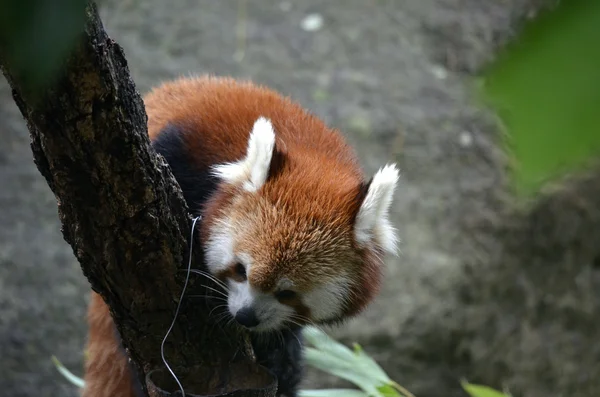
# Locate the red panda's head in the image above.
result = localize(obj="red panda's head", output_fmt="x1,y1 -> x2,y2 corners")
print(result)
202,117 -> 398,332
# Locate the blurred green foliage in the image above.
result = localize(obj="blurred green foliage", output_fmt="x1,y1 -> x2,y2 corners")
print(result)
301,326 -> 414,397
481,0 -> 600,196
461,381 -> 511,397
0,0 -> 87,93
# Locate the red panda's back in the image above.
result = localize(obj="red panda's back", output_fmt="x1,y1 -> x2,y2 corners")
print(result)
143,76 -> 361,175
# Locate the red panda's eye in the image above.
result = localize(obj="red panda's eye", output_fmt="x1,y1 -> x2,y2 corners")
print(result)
234,263 -> 247,279
275,290 -> 297,301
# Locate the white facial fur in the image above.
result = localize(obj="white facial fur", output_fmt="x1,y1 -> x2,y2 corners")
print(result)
212,116 -> 275,192
303,277 -> 351,322
222,258 -> 350,331
205,223 -> 351,331
354,164 -> 400,254
227,277 -> 295,332
203,223 -> 294,332
204,217 -> 235,274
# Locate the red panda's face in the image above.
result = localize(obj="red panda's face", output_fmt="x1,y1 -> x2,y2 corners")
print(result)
205,196 -> 361,332
203,117 -> 399,332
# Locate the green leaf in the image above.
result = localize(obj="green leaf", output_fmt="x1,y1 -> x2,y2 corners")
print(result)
377,384 -> 402,397
299,389 -> 369,397
350,343 -> 392,384
51,355 -> 85,388
302,326 -> 414,397
480,0 -> 600,196
461,381 -> 510,397
303,326 -> 359,362
303,347 -> 385,397
303,327 -> 391,386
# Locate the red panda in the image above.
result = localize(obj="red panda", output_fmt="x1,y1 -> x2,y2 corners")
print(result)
83,76 -> 399,397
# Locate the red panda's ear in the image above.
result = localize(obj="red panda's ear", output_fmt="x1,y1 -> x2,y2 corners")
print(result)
212,117 -> 276,192
354,164 -> 400,254
267,143 -> 287,181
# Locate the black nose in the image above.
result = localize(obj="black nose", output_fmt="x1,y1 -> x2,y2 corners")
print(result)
234,307 -> 260,328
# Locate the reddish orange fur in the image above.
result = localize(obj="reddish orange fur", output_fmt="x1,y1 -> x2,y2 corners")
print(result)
84,76 -> 384,395
83,292 -> 137,397
145,76 -> 361,173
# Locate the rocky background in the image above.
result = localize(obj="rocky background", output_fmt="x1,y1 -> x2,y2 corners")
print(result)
2,1 -> 598,397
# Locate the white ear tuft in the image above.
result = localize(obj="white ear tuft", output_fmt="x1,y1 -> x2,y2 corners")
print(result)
354,164 -> 399,254
212,117 -> 276,192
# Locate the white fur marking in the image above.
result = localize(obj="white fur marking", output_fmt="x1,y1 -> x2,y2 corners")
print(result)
276,277 -> 294,290
204,218 -> 235,274
212,117 -> 276,192
355,163 -> 399,254
227,281 -> 293,332
304,277 -> 351,321
253,296 -> 294,332
228,280 -> 254,315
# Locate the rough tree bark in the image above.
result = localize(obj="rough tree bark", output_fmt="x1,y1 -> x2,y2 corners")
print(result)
0,2 -> 275,396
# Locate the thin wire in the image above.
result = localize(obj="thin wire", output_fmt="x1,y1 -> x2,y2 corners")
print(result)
160,215 -> 201,397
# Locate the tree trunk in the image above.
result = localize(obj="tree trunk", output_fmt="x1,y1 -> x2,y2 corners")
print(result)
0,2 -> 276,396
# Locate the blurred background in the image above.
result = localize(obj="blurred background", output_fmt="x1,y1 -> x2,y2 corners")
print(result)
1,0 -> 600,396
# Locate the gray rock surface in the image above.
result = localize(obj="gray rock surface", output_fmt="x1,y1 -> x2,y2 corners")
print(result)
4,1 -> 598,397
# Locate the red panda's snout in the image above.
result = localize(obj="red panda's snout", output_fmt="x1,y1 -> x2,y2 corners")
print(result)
202,117 -> 399,332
